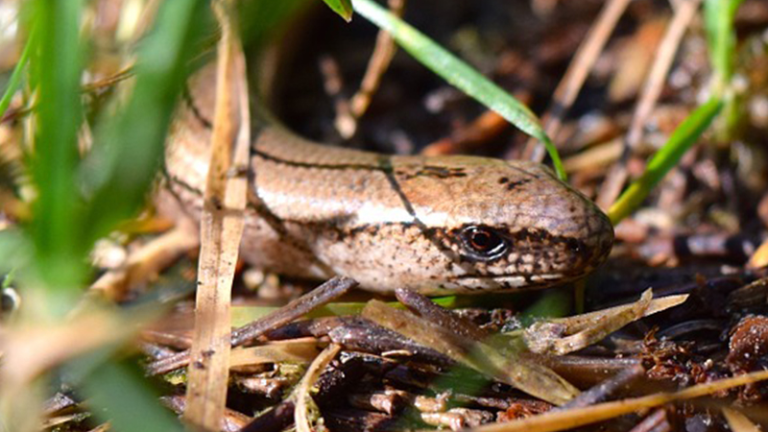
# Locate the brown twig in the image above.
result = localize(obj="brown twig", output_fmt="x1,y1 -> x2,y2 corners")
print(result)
89,219 -> 199,301
146,276 -> 358,375
239,400 -> 296,432
335,0 -> 406,139
557,364 -> 645,410
522,0 -> 631,162
596,0 -> 702,210
230,276 -> 357,346
421,110 -> 510,156
351,0 -> 405,117
627,409 -> 671,432
394,288 -> 487,340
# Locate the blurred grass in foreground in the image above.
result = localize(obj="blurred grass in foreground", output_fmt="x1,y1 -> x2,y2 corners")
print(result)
0,0 -> 208,430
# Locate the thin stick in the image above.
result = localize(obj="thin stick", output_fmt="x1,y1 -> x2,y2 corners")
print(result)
230,276 -> 357,346
146,277 -> 357,375
183,0 -> 250,429
336,0 -> 405,139
351,0 -> 404,117
522,0 -> 631,162
722,407 -> 761,432
452,369 -> 768,432
596,0 -> 702,210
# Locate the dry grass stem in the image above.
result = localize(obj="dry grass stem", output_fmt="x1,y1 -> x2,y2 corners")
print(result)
562,138 -> 623,173
453,369 -> 768,432
0,310 -> 137,391
596,0 -> 702,209
523,0 -> 631,162
146,277 -> 356,376
336,0 -> 406,138
183,0 -> 251,429
229,338 -> 321,370
294,343 -> 342,432
721,407 -> 761,432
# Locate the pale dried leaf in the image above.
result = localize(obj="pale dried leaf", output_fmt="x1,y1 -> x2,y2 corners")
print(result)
525,290 -> 688,355
747,237 -> 768,269
363,299 -> 578,405
230,338 -> 320,369
294,343 -> 341,432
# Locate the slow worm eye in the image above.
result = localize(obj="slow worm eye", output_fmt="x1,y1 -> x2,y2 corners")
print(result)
460,226 -> 508,260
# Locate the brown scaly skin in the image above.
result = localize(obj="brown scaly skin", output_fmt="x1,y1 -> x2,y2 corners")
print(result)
160,63 -> 613,295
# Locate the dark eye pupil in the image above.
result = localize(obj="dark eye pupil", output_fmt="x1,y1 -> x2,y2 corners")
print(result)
471,231 -> 493,250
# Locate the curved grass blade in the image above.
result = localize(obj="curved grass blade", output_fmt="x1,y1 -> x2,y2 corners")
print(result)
351,0 -> 566,179
608,98 -> 722,224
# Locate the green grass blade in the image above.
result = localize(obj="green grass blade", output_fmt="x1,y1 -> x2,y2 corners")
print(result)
82,0 -> 209,245
322,0 -> 354,22
28,0 -> 86,299
239,0 -> 311,48
0,34 -> 34,120
704,0 -> 743,93
608,98 -> 723,224
704,0 -> 743,140
0,229 -> 30,275
351,0 -> 566,179
82,361 -> 186,432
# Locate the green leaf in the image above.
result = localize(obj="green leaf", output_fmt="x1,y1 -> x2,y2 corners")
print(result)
28,0 -> 87,300
350,0 -> 566,180
81,0 -> 209,246
608,98 -> 723,224
82,361 -> 185,432
322,0 -> 354,22
0,229 -> 29,275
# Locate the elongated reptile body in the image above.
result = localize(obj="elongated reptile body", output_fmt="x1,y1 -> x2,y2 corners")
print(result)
161,64 -> 613,294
